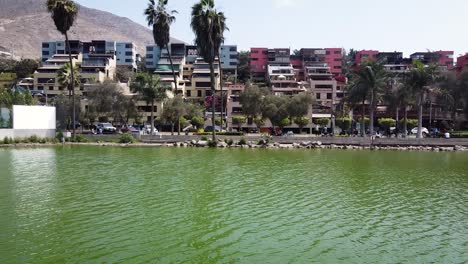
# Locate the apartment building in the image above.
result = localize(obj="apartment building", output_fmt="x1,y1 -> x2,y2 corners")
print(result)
34,40 -> 118,96
250,48 -> 269,82
355,50 -> 379,66
145,45 -> 162,71
116,42 -> 138,70
456,54 -> 468,73
410,51 -> 454,71
220,45 -> 238,81
41,40 -> 138,70
226,84 -> 245,129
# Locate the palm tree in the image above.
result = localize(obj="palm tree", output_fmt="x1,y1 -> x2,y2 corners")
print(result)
191,0 -> 227,142
144,0 -> 178,93
404,61 -> 438,139
347,61 -> 387,136
437,71 -> 468,127
131,73 -> 169,135
57,63 -> 81,91
46,0 -> 79,136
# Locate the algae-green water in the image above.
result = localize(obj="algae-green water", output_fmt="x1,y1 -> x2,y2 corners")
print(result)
0,147 -> 467,263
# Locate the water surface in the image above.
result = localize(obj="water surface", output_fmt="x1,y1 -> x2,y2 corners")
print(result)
0,147 -> 467,263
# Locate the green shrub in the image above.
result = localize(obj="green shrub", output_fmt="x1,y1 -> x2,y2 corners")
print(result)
3,136 -> 10,144
56,131 -> 64,141
71,135 -> 88,143
196,132 -> 244,136
29,135 -> 39,143
238,137 -> 247,145
200,136 -> 208,141
14,138 -> 20,144
39,138 -> 47,144
119,133 -> 135,144
227,139 -> 233,146
451,132 -> 468,138
336,117 -> 352,131
207,140 -> 217,148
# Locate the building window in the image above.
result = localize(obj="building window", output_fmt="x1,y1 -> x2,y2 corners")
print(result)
327,93 -> 332,99
146,54 -> 153,59
334,50 -> 341,54
38,78 -> 55,84
337,93 -> 344,98
315,84 -> 333,89
334,58 -> 342,62
206,90 -> 212,96
125,51 -> 133,56
42,51 -> 49,56
125,59 -> 133,63
146,46 -> 153,51
326,51 -> 330,55
230,62 -> 237,66
37,86 -> 43,90
42,43 -> 50,48
196,82 -> 211,88
230,47 -> 237,52
316,93 -> 321,99
125,44 -> 133,49
197,90 -> 202,97
232,107 -> 242,113
333,66 -> 342,69
251,50 -> 259,54
251,58 -> 258,61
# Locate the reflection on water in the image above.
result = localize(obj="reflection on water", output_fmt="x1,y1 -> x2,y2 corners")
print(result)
0,147 -> 467,264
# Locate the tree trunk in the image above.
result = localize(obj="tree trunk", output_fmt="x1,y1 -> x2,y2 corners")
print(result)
177,117 -> 180,136
361,99 -> 366,137
209,62 -> 216,142
166,45 -> 178,94
65,33 -> 76,138
369,90 -> 374,136
171,122 -> 174,135
395,106 -> 399,137
417,93 -> 424,139
219,62 -> 224,130
403,106 -> 408,138
150,100 -> 155,136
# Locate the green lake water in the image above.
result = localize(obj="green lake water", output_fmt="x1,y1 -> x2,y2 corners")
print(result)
0,147 -> 467,263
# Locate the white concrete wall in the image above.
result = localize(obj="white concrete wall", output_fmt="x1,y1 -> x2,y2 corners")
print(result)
13,105 -> 56,130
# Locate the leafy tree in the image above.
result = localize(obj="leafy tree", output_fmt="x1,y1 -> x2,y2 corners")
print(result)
253,117 -> 265,130
237,51 -> 250,83
232,116 -> 246,131
335,117 -> 352,132
162,95 -> 186,135
279,118 -> 290,130
145,0 -> 179,93
115,67 -> 135,83
14,59 -> 39,79
404,61 -> 438,139
261,95 -> 289,129
131,73 -> 168,134
239,84 -> 268,119
0,58 -> 17,73
437,71 -> 468,127
293,117 -> 310,133
191,116 -> 204,129
316,118 -> 330,127
55,94 -> 81,130
46,0 -> 79,136
87,81 -> 137,126
287,92 -> 313,120
378,118 -> 396,135
191,0 -> 227,142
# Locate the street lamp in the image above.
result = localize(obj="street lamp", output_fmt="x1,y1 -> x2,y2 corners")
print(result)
45,79 -> 54,106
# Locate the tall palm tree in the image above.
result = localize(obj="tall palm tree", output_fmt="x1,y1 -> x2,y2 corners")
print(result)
191,0 -> 227,142
437,71 -> 468,126
46,0 -> 79,136
130,73 -> 168,135
404,61 -> 438,139
347,61 -> 388,136
145,0 -> 178,93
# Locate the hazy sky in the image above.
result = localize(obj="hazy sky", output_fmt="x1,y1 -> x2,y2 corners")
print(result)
75,0 -> 467,58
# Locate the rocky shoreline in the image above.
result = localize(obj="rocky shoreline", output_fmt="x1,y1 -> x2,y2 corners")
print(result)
1,140 -> 467,152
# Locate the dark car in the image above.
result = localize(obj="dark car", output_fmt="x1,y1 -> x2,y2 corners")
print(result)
121,125 -> 139,133
96,123 -> 117,134
204,125 -> 222,133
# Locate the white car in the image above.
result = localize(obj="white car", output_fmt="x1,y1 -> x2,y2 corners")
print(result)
411,127 -> 429,135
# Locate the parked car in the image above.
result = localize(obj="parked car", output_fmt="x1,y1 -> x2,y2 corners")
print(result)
204,125 -> 222,133
411,127 -> 429,135
121,125 -> 139,133
144,125 -> 159,135
96,123 -> 117,134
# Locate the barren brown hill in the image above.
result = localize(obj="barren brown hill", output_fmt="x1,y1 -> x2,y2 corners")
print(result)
0,0 -> 184,59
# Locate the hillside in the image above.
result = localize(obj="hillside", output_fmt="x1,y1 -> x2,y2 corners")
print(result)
0,0 -> 184,59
